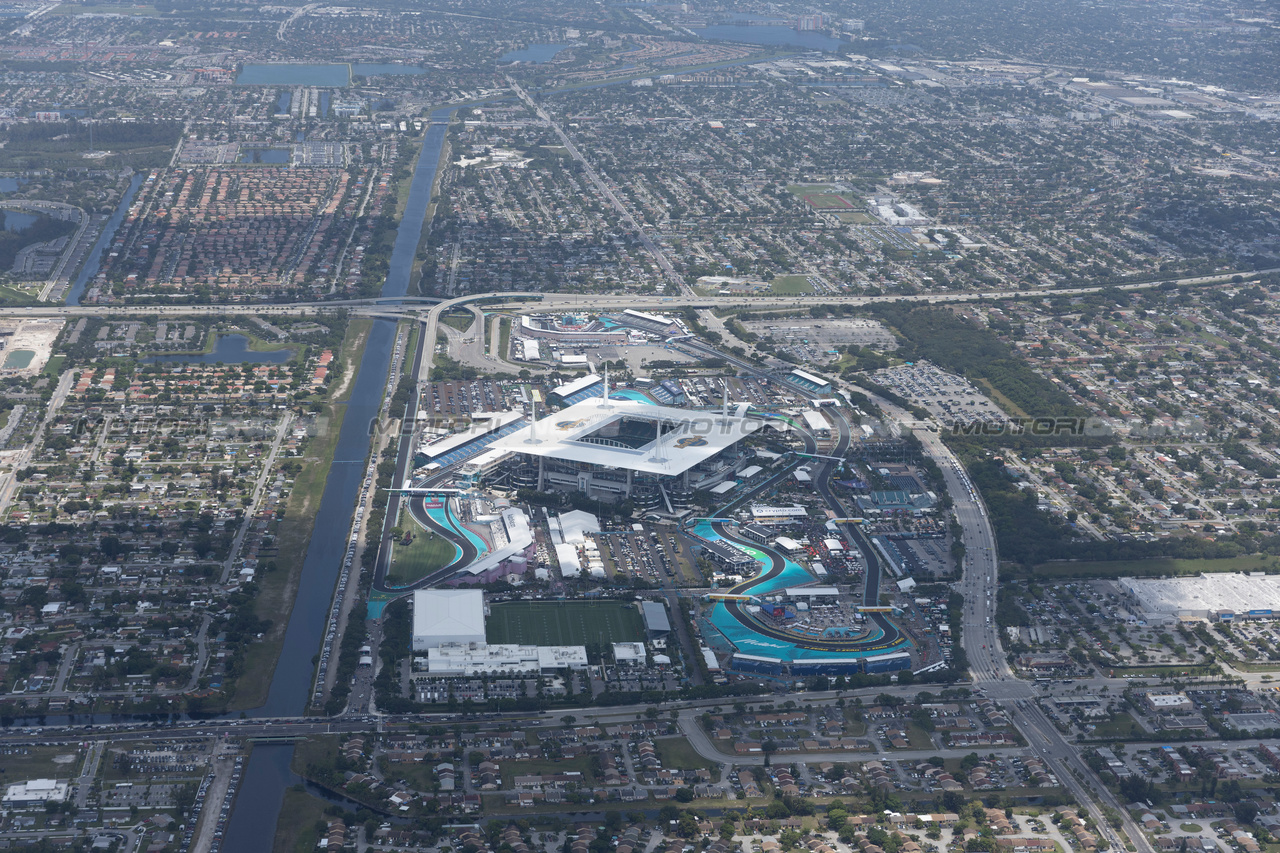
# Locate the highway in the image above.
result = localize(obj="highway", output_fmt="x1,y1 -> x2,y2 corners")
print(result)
0,264 -> 1273,322
855,384 -> 1153,853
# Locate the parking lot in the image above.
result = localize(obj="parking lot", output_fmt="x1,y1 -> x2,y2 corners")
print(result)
870,361 -> 1007,426
425,380 -> 527,417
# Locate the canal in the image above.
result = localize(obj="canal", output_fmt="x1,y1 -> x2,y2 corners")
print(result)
65,172 -> 144,306
220,106 -> 457,851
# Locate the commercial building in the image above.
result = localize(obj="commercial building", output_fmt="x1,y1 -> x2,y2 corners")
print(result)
612,642 -> 647,665
1118,573 -> 1280,623
425,642 -> 588,676
493,395 -> 757,506
411,589 -> 487,652
1143,692 -> 1194,713
3,779 -> 69,809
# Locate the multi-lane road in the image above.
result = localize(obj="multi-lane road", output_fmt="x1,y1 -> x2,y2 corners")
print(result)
854,384 -> 1153,853
1,264 -> 1275,322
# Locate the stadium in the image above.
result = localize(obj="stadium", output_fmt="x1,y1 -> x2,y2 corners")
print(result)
492,392 -> 760,506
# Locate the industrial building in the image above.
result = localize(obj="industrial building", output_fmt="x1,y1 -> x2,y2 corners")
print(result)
493,390 -> 758,507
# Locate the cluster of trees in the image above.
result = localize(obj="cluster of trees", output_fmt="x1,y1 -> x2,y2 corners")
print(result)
965,455 -> 1280,568
874,305 -> 1083,420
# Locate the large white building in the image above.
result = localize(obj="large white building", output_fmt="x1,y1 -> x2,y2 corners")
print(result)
425,642 -> 588,676
1119,573 -> 1280,623
411,589 -> 589,676
3,779 -> 68,809
492,394 -> 758,506
412,589 -> 487,651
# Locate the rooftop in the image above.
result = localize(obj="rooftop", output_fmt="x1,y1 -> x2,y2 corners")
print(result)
493,398 -> 757,475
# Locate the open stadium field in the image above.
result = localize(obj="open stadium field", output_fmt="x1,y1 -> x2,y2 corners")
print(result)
486,601 -> 646,646
804,193 -> 856,210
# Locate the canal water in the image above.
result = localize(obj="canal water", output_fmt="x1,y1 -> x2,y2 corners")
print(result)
65,172 -> 144,306
221,104 -> 457,851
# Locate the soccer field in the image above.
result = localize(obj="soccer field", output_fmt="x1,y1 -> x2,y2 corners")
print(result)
486,601 -> 646,646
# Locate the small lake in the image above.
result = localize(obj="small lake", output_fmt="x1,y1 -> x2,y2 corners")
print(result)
0,177 -> 28,193
237,63 -> 426,86
501,44 -> 571,63
237,64 -> 349,86
1,211 -> 37,233
143,334 -> 294,365
693,25 -> 844,51
238,146 -> 292,165
276,92 -> 291,114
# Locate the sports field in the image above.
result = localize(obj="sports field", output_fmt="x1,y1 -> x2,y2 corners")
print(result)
805,192 -> 855,209
486,601 -> 646,646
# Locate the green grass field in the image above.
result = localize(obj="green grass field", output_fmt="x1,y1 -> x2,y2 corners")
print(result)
440,310 -> 474,333
486,601 -> 645,646
386,525 -> 460,587
655,737 -> 720,779
1084,712 -> 1143,739
770,275 -> 815,294
805,193 -> 856,210
0,746 -> 83,786
1025,554 -> 1278,579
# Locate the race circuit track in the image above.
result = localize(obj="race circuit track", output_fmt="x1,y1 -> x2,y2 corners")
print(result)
711,521 -> 906,655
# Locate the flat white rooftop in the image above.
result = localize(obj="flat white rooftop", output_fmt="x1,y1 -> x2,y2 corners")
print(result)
412,589 -> 486,650
493,398 -> 757,476
1122,573 -> 1280,615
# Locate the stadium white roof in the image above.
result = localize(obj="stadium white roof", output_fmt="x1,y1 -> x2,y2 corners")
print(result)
419,410 -> 523,459
552,374 -> 601,398
493,398 -> 758,475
